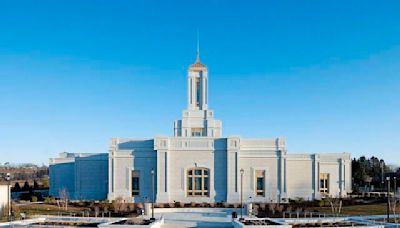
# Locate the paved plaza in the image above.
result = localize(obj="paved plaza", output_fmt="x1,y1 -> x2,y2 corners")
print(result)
155,208 -> 240,227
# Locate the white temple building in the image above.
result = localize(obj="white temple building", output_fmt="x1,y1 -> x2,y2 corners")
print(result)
49,49 -> 352,203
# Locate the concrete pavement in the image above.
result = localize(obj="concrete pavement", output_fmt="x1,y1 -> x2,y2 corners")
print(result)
154,208 -> 240,227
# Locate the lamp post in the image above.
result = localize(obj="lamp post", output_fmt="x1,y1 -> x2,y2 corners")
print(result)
387,177 -> 390,222
5,173 -> 11,222
151,169 -> 155,221
380,160 -> 385,189
240,168 -> 244,220
395,177 -> 398,221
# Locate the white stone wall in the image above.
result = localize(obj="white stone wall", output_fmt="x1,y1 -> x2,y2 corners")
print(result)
75,154 -> 108,200
239,156 -> 279,203
106,136 -> 352,203
0,185 -> 9,212
49,153 -> 108,200
153,137 -> 227,203
160,149 -> 227,203
49,161 -> 75,198
319,153 -> 352,197
228,138 -> 286,203
52,139 -> 352,204
286,156 -> 314,200
284,153 -> 352,200
107,139 -> 156,202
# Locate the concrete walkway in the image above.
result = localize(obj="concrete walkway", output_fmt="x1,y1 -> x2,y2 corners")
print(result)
154,208 -> 240,228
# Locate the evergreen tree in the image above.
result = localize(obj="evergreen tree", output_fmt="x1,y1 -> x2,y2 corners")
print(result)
352,156 -> 391,190
13,182 -> 21,192
22,181 -> 30,191
33,180 -> 39,189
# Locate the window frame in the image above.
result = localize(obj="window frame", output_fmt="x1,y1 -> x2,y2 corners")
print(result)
195,78 -> 201,106
187,167 -> 209,197
255,170 -> 265,197
191,128 -> 204,137
319,173 -> 330,195
132,170 -> 140,197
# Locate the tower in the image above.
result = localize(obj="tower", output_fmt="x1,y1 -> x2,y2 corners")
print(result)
187,35 -> 208,111
174,42 -> 222,137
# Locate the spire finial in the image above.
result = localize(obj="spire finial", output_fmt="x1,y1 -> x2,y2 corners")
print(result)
196,30 -> 200,63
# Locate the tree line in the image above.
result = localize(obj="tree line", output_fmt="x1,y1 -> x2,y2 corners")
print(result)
352,156 -> 399,190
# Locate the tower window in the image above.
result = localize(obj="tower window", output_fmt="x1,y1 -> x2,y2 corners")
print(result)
190,78 -> 192,105
187,168 -> 209,197
205,78 -> 207,104
191,128 -> 203,137
196,79 -> 201,106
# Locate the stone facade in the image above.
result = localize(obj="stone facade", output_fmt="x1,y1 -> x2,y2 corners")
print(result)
49,152 -> 108,200
106,137 -> 351,203
50,52 -> 352,203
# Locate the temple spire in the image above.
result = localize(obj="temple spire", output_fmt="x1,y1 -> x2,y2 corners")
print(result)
196,30 -> 200,63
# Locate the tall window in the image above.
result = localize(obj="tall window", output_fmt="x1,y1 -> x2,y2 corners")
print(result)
196,79 -> 201,106
132,170 -> 140,196
255,170 -> 265,196
320,173 -> 329,194
187,168 -> 209,196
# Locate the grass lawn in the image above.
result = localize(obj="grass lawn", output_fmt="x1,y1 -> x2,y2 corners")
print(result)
312,203 -> 400,216
15,203 -> 89,218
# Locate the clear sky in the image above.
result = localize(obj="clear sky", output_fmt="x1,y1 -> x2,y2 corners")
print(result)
0,1 -> 399,165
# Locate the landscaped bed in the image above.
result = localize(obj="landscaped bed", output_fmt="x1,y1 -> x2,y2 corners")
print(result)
240,218 -> 281,225
111,218 -> 153,225
233,218 -> 291,228
32,221 -> 100,227
288,221 -> 366,227
281,218 -> 385,228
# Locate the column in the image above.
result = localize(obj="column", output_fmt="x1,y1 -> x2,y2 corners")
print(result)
192,76 -> 197,108
156,150 -> 169,203
313,155 -> 320,199
279,151 -> 286,201
340,158 -> 344,197
187,76 -> 192,108
201,73 -> 207,109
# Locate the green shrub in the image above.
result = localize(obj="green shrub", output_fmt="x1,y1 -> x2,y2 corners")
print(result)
44,196 -> 55,204
31,196 -> 38,202
216,202 -> 223,208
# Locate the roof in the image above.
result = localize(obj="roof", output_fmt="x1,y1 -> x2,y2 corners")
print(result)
189,57 -> 207,71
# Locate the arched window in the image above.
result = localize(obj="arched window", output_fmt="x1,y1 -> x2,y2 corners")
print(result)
187,168 -> 209,197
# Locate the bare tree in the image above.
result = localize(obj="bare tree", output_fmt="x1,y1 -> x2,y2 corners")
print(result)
103,205 -> 109,217
325,196 -> 342,216
59,188 -> 69,211
268,203 -> 277,215
94,205 -> 100,217
389,196 -> 397,223
112,197 -> 124,214
277,204 -> 284,214
127,203 -> 135,213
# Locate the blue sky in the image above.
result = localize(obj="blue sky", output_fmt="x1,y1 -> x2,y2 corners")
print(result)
0,1 -> 399,165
